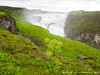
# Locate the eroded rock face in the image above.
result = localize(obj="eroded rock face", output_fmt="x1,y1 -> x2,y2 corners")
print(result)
78,32 -> 100,48
64,11 -> 100,49
0,14 -> 19,33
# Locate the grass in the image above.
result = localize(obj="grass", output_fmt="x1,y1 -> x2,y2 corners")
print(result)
66,11 -> 100,32
16,18 -> 100,59
0,28 -> 48,75
0,8 -> 100,74
0,12 -> 7,16
0,28 -> 44,56
16,18 -> 100,74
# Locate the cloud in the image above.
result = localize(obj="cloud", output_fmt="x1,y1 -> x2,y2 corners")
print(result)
0,1 -> 25,8
0,0 -> 100,12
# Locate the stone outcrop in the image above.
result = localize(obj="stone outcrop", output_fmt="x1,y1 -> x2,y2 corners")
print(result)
64,11 -> 100,49
23,35 -> 43,47
0,13 -> 19,33
77,55 -> 97,60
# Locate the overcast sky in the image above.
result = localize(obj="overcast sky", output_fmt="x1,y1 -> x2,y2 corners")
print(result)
0,0 -> 100,12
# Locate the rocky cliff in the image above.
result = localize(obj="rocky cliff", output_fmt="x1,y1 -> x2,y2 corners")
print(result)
64,11 -> 100,49
0,12 -> 19,33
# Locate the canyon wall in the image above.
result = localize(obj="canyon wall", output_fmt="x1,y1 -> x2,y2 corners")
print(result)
64,11 -> 100,49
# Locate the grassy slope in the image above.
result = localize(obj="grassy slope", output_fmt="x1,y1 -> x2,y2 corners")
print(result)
16,18 -> 100,73
0,6 -> 100,74
0,28 -> 49,75
66,11 -> 100,32
16,19 -> 100,59
0,28 -> 40,54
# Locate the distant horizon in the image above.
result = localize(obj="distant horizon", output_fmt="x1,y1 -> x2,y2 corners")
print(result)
1,5 -> 100,13
0,0 -> 100,12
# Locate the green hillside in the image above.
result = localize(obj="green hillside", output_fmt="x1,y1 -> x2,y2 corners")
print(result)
64,10 -> 100,49
0,7 -> 100,75
65,10 -> 100,33
16,18 -> 100,59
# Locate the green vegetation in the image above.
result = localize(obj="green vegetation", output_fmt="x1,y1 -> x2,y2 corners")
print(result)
0,6 -> 23,18
0,28 -> 41,54
44,38 -> 63,54
0,12 -> 7,16
64,10 -> 100,49
0,7 -> 100,75
16,17 -> 100,74
66,11 -> 100,32
16,18 -> 100,58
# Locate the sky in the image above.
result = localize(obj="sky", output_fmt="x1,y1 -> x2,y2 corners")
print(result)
0,0 -> 100,12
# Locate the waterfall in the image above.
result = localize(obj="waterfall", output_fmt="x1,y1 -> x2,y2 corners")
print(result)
25,9 -> 68,37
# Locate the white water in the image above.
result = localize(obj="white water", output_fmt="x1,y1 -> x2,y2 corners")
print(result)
26,12 -> 67,37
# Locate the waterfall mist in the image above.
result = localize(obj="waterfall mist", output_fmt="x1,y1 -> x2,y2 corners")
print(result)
24,9 -> 68,37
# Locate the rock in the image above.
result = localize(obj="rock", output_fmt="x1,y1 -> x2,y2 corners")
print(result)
0,13 -> 19,33
64,11 -> 100,49
22,35 -> 43,47
77,55 -> 97,60
28,37 -> 43,46
77,55 -> 87,59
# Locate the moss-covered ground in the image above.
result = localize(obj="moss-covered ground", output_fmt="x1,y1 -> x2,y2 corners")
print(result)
0,7 -> 100,75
